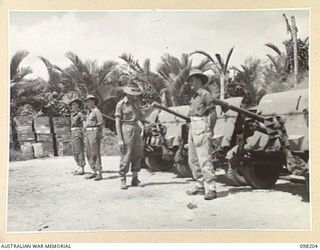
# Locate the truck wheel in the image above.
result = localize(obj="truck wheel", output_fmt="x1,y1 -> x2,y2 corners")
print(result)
144,156 -> 174,172
226,166 -> 247,186
305,173 -> 309,193
175,162 -> 193,178
241,160 -> 281,189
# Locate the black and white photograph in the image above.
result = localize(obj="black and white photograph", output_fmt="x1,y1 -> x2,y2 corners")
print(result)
8,9 -> 310,232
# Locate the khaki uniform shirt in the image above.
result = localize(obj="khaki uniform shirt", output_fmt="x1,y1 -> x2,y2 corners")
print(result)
70,111 -> 85,128
115,97 -> 144,123
85,107 -> 104,128
189,88 -> 217,132
189,88 -> 216,117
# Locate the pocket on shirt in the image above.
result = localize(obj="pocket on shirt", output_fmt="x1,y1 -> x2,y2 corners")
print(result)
122,109 -> 134,120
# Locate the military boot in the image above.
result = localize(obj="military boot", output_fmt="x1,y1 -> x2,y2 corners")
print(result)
204,190 -> 218,200
120,177 -> 127,190
74,166 -> 84,176
85,172 -> 97,179
186,187 -> 205,196
131,172 -> 143,187
94,170 -> 103,181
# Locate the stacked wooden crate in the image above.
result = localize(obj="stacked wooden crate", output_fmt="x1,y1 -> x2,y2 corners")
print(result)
33,116 -> 55,157
52,117 -> 73,156
14,115 -> 35,159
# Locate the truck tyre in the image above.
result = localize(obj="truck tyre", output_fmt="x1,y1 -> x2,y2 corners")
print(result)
226,165 -> 247,186
305,173 -> 309,193
241,160 -> 281,189
175,162 -> 193,178
144,155 -> 173,172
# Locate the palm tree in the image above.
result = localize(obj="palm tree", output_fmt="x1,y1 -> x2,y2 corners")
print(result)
39,57 -> 63,92
156,53 -> 211,106
190,47 -> 235,99
265,43 -> 289,83
10,50 -> 33,111
10,50 -> 32,88
57,51 -> 119,102
231,58 -> 265,107
265,37 -> 309,85
119,53 -> 164,105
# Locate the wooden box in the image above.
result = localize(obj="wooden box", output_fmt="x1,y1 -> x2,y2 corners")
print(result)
57,140 -> 73,156
41,141 -> 55,157
37,133 -> 54,142
17,132 -> 36,142
32,143 -> 44,158
14,115 -> 33,126
34,116 -> 52,133
20,142 -> 34,159
16,125 -> 33,133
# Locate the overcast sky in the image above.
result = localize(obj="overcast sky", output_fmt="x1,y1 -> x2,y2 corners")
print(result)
10,10 -> 309,80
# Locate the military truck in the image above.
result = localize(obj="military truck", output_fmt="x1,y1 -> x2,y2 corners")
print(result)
143,87 -> 309,189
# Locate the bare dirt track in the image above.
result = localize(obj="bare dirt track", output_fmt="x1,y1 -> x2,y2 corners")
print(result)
7,156 -> 310,232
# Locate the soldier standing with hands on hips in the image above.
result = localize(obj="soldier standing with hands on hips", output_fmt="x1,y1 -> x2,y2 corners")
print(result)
185,69 -> 218,200
115,82 -> 146,190
84,95 -> 104,181
69,98 -> 86,175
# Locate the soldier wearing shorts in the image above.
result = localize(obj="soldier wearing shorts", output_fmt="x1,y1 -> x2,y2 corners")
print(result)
84,95 -> 104,181
115,83 -> 145,190
69,98 -> 86,175
186,69 -> 218,200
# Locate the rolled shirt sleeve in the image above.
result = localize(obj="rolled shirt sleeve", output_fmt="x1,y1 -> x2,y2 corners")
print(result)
95,109 -> 104,126
203,91 -> 214,107
115,102 -> 122,118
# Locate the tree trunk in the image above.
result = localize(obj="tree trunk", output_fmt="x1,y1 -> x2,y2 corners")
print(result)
291,16 -> 299,85
220,74 -> 225,100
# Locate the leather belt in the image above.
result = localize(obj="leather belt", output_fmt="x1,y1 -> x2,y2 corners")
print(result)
190,116 -> 206,122
71,127 -> 82,131
86,127 -> 99,131
122,121 -> 139,126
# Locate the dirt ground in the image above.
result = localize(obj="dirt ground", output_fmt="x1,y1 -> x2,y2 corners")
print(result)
7,156 -> 310,232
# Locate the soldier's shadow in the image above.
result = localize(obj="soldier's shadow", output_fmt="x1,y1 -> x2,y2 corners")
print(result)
102,170 -> 118,174
142,181 -> 190,187
215,175 -> 309,202
214,175 -> 254,198
217,187 -> 254,198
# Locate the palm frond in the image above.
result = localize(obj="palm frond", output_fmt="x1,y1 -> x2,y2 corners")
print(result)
265,43 -> 282,56
10,50 -> 30,81
18,67 -> 33,81
172,62 -> 191,91
215,54 -> 224,71
266,54 -> 280,73
224,47 -> 235,73
39,56 -> 53,70
156,54 -> 180,77
196,58 -> 211,71
230,66 -> 241,73
240,65 -> 247,72
190,50 -> 216,65
39,56 -> 62,85
119,53 -> 143,73
65,51 -> 90,76
98,68 -> 117,86
180,53 -> 190,68
65,51 -> 95,87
